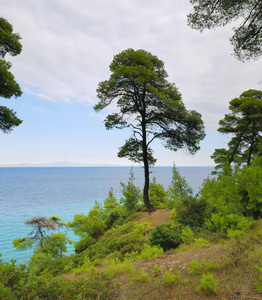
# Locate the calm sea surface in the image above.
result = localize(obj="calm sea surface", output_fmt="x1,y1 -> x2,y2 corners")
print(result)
0,166 -> 214,264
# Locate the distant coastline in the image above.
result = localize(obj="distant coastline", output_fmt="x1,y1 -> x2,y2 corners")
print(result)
0,162 -> 215,168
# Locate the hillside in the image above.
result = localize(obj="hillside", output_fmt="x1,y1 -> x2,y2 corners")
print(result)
68,210 -> 262,300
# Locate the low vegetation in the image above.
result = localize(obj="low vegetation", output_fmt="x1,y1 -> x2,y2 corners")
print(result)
1,158 -> 262,299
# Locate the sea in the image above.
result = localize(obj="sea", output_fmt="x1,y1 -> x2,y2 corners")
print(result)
0,166 -> 214,265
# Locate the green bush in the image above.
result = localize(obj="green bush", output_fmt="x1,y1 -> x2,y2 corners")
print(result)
181,226 -> 194,244
187,259 -> 218,275
82,222 -> 149,262
130,267 -> 151,283
68,204 -> 107,240
150,223 -> 182,251
162,271 -> 181,286
126,244 -> 163,261
205,213 -> 252,236
196,273 -> 218,295
177,196 -> 210,229
74,235 -> 95,254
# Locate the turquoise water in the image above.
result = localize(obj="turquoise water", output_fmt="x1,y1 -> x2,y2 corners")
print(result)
0,166 -> 214,264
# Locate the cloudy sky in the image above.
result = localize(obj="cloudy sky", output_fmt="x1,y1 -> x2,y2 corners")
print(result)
1,0 -> 261,166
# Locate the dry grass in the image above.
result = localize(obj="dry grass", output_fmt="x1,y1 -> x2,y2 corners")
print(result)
67,211 -> 262,299
133,209 -> 172,226
105,240 -> 262,300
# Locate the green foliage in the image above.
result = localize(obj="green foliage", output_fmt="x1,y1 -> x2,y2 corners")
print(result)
150,223 -> 182,251
14,272 -> 110,299
105,260 -> 135,279
187,0 -> 262,61
41,233 -> 69,257
13,216 -> 60,252
72,258 -> 96,275
168,164 -> 193,200
228,234 -> 256,267
68,204 -> 107,239
153,265 -> 162,277
195,273 -> 218,295
102,188 -> 123,228
187,259 -> 218,275
74,236 -> 95,254
14,216 -> 72,260
174,196 -> 210,229
239,157 -> 262,219
135,244 -> 163,261
199,159 -> 262,236
48,216 -> 67,232
82,222 -> 149,262
130,267 -> 151,283
133,222 -> 152,235
0,259 -> 26,291
13,237 -> 33,250
94,48 -> 205,212
213,90 -> 262,170
0,105 -> 22,134
206,213 -> 252,236
148,177 -> 168,206
162,271 -> 181,286
0,17 -> 23,133
120,168 -> 142,212
193,238 -> 210,248
0,282 -> 13,300
181,226 -> 194,244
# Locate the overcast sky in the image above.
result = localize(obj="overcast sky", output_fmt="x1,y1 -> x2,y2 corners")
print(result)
1,0 -> 261,167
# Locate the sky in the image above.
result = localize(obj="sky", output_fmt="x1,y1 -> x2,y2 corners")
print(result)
0,0 -> 261,167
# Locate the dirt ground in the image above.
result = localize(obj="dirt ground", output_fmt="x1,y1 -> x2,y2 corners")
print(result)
134,209 -> 172,226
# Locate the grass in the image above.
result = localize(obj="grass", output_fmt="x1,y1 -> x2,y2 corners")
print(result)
65,212 -> 262,300
3,210 -> 262,299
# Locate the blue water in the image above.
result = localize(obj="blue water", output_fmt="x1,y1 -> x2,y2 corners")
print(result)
0,166 -> 214,264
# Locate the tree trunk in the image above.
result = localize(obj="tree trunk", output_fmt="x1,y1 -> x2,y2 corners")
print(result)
141,116 -> 155,213
247,120 -> 256,166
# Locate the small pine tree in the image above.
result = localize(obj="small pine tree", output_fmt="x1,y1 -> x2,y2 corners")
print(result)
168,163 -> 193,200
120,168 -> 142,212
148,177 -> 167,206
103,188 -> 122,227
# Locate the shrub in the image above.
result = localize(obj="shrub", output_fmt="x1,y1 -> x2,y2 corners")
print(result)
228,234 -> 255,267
106,260 -> 134,278
82,222 -> 148,262
187,259 -> 218,275
130,267 -> 151,283
162,271 -> 181,286
153,265 -> 162,277
68,205 -> 107,240
196,273 -> 218,295
150,223 -> 182,251
181,226 -> 194,244
205,213 -> 252,236
135,244 -> 163,260
74,235 -> 95,254
175,196 -> 210,229
133,222 -> 152,235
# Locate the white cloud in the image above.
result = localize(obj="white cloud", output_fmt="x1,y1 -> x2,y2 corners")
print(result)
1,0 -> 261,165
